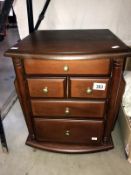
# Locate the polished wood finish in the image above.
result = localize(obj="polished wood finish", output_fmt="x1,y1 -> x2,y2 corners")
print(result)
6,30 -> 131,153
34,118 -> 104,144
5,30 -> 131,57
31,100 -> 106,119
27,78 -> 66,98
70,78 -> 109,99
26,136 -> 114,153
24,58 -> 110,75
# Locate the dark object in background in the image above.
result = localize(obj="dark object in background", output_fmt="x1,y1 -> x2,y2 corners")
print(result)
0,112 -> 8,152
26,0 -> 51,33
0,0 -> 14,41
26,0 -> 34,33
7,7 -> 17,28
34,0 -> 51,30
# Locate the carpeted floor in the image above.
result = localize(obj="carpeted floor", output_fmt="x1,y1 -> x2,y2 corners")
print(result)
0,100 -> 131,175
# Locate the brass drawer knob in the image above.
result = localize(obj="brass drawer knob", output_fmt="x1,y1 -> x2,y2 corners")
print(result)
86,87 -> 92,94
65,107 -> 70,115
42,87 -> 48,94
64,65 -> 69,72
65,130 -> 70,136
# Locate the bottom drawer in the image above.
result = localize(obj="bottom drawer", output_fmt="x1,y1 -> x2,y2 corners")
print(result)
34,119 -> 104,145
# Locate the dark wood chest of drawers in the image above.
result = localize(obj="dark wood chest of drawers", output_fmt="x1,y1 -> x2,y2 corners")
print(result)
6,29 -> 131,153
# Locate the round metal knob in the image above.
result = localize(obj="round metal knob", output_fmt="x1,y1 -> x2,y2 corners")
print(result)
86,87 -> 92,94
65,107 -> 70,115
42,87 -> 48,94
64,65 -> 69,72
65,130 -> 70,136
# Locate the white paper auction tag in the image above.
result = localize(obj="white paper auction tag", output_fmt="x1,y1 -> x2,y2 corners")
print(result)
93,83 -> 106,90
91,137 -> 98,141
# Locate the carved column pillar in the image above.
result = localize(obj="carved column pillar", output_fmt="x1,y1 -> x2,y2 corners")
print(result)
104,57 -> 126,143
13,57 -> 35,139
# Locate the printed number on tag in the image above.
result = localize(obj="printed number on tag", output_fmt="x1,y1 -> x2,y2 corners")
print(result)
93,83 -> 106,91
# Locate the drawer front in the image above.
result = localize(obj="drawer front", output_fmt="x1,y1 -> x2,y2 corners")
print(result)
24,58 -> 110,75
34,119 -> 104,144
70,78 -> 109,99
31,100 -> 106,119
27,78 -> 66,98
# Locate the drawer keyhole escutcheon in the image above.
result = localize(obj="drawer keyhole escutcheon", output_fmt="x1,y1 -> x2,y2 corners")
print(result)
64,65 -> 69,72
42,87 -> 48,94
86,87 -> 93,94
65,130 -> 70,136
65,107 -> 70,115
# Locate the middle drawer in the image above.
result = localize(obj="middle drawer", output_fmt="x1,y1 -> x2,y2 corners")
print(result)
31,100 -> 106,119
27,77 -> 66,98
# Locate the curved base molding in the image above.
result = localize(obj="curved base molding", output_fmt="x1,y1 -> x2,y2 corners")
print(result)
26,136 -> 114,153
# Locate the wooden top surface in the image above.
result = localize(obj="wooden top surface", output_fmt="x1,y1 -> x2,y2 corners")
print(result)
5,29 -> 131,58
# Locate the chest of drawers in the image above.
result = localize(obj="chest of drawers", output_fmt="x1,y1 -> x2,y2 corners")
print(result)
6,29 -> 131,153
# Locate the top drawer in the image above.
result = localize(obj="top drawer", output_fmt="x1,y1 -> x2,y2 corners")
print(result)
24,58 -> 110,75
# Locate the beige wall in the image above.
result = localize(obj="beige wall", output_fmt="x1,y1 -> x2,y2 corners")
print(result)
14,0 -> 131,45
